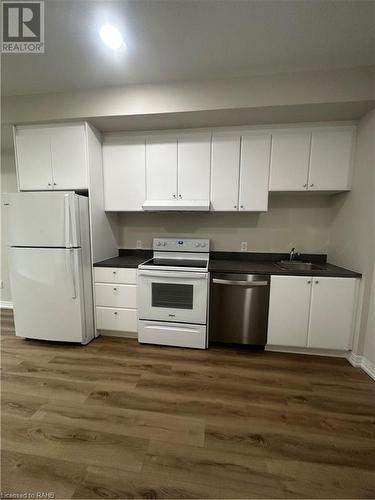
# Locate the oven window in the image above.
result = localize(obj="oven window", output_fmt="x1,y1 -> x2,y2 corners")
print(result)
152,283 -> 194,309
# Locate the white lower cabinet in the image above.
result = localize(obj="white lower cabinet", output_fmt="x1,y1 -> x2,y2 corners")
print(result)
94,267 -> 137,285
95,283 -> 137,309
96,307 -> 137,333
267,275 -> 358,351
267,276 -> 311,347
308,277 -> 357,350
94,267 -> 138,337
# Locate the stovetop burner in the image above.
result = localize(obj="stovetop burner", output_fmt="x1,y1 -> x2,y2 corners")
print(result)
138,238 -> 210,273
148,258 -> 208,268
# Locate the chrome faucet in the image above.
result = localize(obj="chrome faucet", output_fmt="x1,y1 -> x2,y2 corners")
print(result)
289,247 -> 299,261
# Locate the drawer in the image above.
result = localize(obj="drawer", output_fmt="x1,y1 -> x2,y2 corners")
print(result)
96,307 -> 137,332
95,283 -> 137,308
138,320 -> 206,349
94,267 -> 137,284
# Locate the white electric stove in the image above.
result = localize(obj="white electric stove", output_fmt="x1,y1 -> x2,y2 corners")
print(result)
137,238 -> 210,349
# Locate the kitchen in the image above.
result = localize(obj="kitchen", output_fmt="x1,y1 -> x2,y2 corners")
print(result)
1,0 -> 375,499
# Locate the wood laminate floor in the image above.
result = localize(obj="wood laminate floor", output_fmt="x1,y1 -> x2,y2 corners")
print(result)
1,308 -> 375,499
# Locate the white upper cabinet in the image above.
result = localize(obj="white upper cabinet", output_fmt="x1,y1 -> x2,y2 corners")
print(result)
308,277 -> 357,350
211,134 -> 241,211
15,127 -> 52,190
177,133 -> 211,201
239,133 -> 271,211
146,136 -> 178,200
267,275 -> 312,347
14,124 -> 88,191
308,127 -> 355,191
50,124 -> 87,190
269,130 -> 311,191
103,137 -> 146,211
269,126 -> 355,192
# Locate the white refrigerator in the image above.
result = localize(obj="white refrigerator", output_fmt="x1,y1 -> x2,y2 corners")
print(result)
5,191 -> 94,344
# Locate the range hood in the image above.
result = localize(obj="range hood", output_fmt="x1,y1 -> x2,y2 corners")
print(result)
142,199 -> 210,211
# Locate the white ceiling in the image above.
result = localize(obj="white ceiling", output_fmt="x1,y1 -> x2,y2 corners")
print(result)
2,0 -> 375,97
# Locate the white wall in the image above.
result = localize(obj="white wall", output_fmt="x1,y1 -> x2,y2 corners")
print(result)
117,194 -> 332,253
1,150 -> 17,303
328,109 -> 375,365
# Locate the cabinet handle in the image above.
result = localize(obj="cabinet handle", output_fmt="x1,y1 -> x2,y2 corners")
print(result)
307,280 -> 311,284
113,287 -> 117,291
53,182 -> 57,186
303,183 -> 307,188
234,205 -> 237,209
240,205 -> 244,209
112,271 -> 117,275
48,183 -> 51,186
310,183 -> 314,187
173,194 -> 176,199
179,194 -> 182,199
114,311 -> 118,316
315,280 -> 319,284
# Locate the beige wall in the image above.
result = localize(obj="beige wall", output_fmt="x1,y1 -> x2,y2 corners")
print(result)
117,194 -> 332,253
2,66 -> 374,129
363,268 -> 375,366
328,109 -> 375,364
1,150 -> 17,303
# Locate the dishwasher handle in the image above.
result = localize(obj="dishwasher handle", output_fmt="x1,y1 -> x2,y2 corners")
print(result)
212,278 -> 268,287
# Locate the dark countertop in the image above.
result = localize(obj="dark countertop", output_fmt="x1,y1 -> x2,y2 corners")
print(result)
93,249 -> 152,269
94,249 -> 361,278
208,259 -> 361,278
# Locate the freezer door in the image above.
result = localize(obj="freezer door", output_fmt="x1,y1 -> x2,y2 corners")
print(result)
5,191 -> 80,248
9,247 -> 87,342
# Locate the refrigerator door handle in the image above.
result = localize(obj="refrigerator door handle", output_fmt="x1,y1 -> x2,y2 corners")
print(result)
70,194 -> 78,247
67,249 -> 77,299
64,194 -> 71,248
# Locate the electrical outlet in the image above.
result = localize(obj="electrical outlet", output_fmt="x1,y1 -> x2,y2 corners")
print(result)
136,240 -> 142,249
241,241 -> 248,252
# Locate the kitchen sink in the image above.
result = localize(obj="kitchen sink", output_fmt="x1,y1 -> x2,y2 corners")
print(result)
276,261 -> 325,271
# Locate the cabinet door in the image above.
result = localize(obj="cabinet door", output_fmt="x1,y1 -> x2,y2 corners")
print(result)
211,134 -> 240,211
269,131 -> 311,191
308,277 -> 357,350
103,138 -> 145,211
239,133 -> 271,211
308,127 -> 355,191
267,275 -> 312,347
177,134 -> 211,200
50,124 -> 87,189
15,127 -> 52,190
146,136 -> 177,200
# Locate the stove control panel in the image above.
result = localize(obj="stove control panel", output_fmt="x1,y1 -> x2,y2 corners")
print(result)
153,238 -> 210,252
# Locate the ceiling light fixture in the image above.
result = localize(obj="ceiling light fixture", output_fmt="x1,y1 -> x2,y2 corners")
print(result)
99,25 -> 125,50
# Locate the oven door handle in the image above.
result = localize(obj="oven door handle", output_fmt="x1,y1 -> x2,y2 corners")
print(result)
138,270 -> 207,280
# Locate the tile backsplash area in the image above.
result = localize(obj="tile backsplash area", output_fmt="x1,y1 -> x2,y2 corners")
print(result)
116,194 -> 334,253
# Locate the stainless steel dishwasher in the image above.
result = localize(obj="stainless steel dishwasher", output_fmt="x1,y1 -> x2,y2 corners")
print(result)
209,273 -> 270,346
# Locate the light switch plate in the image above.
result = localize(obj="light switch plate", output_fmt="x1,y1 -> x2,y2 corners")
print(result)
241,241 -> 248,252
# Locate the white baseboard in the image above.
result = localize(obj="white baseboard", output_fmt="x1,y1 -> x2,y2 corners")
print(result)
266,345 -> 348,358
347,351 -> 375,381
0,301 -> 13,309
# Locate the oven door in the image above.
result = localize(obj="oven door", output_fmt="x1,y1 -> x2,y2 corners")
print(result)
138,270 -> 208,324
